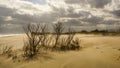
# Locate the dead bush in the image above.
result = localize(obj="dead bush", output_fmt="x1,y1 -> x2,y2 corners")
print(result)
23,23 -> 44,59
70,38 -> 81,50
23,22 -> 81,58
53,21 -> 64,49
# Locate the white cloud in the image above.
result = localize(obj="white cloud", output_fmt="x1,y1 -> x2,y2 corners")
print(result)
4,16 -> 13,21
0,0 -> 52,15
104,0 -> 120,11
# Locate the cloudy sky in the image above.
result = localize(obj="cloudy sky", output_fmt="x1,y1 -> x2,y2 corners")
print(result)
0,0 -> 120,34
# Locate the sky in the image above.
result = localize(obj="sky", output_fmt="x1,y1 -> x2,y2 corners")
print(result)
0,0 -> 120,34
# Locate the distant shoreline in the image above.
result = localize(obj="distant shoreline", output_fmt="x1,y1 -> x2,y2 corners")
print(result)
0,34 -> 24,38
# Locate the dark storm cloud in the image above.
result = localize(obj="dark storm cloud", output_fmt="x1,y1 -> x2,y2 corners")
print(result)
0,6 -> 17,33
0,4 -> 56,34
49,3 -> 91,18
64,0 -> 86,4
0,0 -> 120,34
65,0 -> 112,8
0,16 -> 5,25
87,0 -> 112,8
102,19 -> 120,25
0,6 -> 16,17
81,15 -> 104,25
111,10 -> 120,17
0,7 -> 31,33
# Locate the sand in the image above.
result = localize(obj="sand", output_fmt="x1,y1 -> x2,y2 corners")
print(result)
0,34 -> 120,68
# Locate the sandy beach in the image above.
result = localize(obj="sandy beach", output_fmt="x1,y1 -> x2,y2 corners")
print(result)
0,34 -> 120,68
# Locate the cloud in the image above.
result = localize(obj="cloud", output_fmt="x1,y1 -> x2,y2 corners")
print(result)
0,0 -> 120,34
0,0 -> 52,15
81,15 -> 104,25
0,0 -> 54,34
23,0 -> 47,4
87,0 -> 112,8
64,0 -> 86,4
64,0 -> 112,8
111,10 -> 120,17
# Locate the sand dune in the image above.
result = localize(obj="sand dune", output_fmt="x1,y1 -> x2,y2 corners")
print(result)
0,34 -> 120,68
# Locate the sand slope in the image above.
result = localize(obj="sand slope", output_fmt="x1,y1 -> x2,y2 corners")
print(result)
0,34 -> 120,68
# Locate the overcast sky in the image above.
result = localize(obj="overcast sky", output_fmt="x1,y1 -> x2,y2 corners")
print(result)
0,0 -> 120,34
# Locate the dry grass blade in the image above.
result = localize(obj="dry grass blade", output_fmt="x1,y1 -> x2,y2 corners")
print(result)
0,45 -> 13,57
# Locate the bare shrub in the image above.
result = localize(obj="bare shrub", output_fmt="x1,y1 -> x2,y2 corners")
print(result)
66,28 -> 76,46
53,27 -> 81,51
60,34 -> 80,51
39,24 -> 48,47
51,21 -> 81,51
43,35 -> 53,50
58,37 -> 81,51
0,45 -> 13,57
23,22 -> 81,58
52,22 -> 64,49
70,38 -> 81,50
59,37 -> 68,51
23,23 -> 44,58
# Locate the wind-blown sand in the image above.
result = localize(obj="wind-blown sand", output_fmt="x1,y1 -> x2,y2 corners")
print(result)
0,34 -> 120,68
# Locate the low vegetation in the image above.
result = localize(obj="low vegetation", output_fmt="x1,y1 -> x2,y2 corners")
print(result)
78,29 -> 120,36
0,44 -> 13,58
23,22 -> 81,59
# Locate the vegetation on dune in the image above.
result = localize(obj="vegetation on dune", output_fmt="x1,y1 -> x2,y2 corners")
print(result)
77,29 -> 120,36
0,21 -> 81,60
23,22 -> 81,59
0,44 -> 13,58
